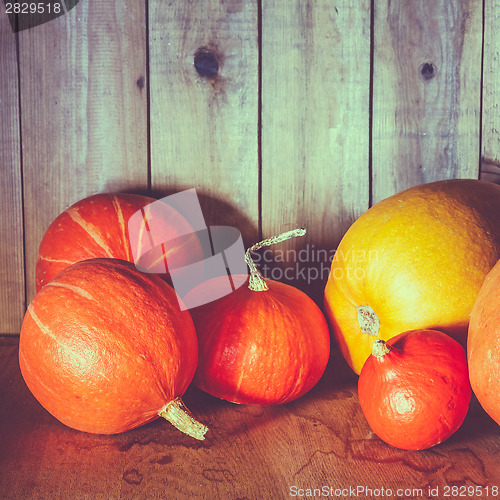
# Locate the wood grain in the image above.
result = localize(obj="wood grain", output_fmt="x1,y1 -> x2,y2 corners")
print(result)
18,1 -> 148,305
2,1 -> 500,334
1,336 -> 499,499
481,0 -> 500,184
372,0 -> 483,203
148,0 -> 259,246
0,17 -> 25,334
480,158 -> 500,185
261,0 -> 371,304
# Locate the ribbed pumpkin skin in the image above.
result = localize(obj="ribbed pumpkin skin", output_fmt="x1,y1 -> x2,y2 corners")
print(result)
20,259 -> 198,434
35,192 -> 199,292
358,330 -> 471,450
36,193 -> 154,291
190,277 -> 330,406
468,259 -> 500,426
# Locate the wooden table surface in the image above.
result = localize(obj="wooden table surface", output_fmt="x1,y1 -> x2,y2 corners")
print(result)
1,334 -> 499,500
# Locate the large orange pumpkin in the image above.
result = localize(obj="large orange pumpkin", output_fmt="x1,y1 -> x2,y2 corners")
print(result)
35,193 -> 197,291
20,258 -> 207,439
324,179 -> 500,374
468,258 -> 500,426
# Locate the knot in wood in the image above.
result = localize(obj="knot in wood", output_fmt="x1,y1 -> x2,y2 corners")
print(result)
194,48 -> 219,79
420,62 -> 436,81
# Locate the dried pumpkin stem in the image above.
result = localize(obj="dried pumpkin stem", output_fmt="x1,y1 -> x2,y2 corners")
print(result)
245,228 -> 307,291
372,339 -> 391,358
159,397 -> 208,441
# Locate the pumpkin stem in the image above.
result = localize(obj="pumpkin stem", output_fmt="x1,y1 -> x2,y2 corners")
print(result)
245,228 -> 307,291
159,397 -> 208,441
372,339 -> 391,358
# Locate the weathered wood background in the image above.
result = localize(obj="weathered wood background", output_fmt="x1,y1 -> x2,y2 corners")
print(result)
2,3 -> 500,499
1,0 -> 500,334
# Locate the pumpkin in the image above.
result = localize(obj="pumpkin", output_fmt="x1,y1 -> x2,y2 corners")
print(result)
358,329 -> 471,450
188,229 -> 331,406
35,192 -> 197,291
19,258 -> 207,439
468,258 -> 500,426
324,179 -> 500,374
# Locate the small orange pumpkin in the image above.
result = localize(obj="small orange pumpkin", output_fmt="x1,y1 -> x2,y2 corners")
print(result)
358,329 -> 471,450
188,230 -> 331,406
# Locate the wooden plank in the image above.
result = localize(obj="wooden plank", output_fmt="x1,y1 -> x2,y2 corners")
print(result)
148,0 -> 259,247
1,337 -> 500,497
0,17 -> 25,334
372,0 -> 483,204
481,0 -> 500,179
480,158 -> 500,185
18,1 -> 148,304
261,1 -> 371,303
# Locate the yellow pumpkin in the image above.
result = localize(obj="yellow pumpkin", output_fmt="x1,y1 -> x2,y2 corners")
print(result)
324,179 -> 500,374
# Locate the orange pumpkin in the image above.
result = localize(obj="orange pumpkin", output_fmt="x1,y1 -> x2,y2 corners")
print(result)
468,259 -> 500,426
20,258 -> 207,439
188,230 -> 331,406
35,193 -> 197,291
358,329 -> 471,450
324,179 -> 500,374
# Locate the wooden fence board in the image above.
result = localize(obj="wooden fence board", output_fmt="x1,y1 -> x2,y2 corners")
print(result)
18,1 -> 148,305
148,0 -> 259,246
261,0 -> 371,302
372,0 -> 483,203
3,2 -> 500,332
481,0 -> 500,185
0,17 -> 25,334
481,158 -> 500,184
